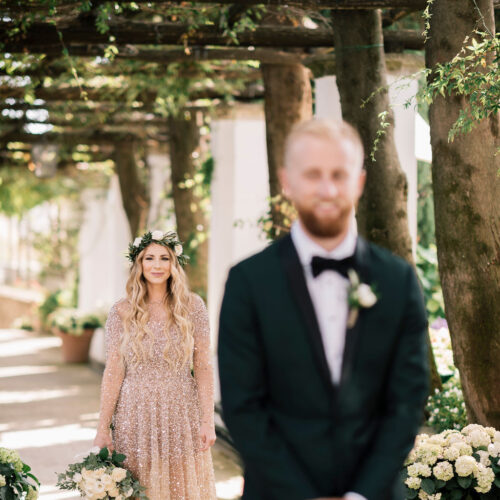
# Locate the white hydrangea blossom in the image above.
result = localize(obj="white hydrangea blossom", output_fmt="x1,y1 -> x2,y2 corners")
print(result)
466,429 -> 491,448
405,476 -> 421,489
408,463 -> 432,478
443,445 -> 460,461
433,461 -> 454,481
476,450 -> 491,467
455,455 -> 478,477
473,463 -> 495,493
488,441 -> 500,457
418,492 -> 442,500
416,443 -> 442,465
453,441 -> 473,457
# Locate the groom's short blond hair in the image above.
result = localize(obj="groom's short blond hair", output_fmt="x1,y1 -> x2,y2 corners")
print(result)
284,118 -> 364,169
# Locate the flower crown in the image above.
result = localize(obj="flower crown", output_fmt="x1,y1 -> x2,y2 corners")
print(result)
127,230 -> 189,267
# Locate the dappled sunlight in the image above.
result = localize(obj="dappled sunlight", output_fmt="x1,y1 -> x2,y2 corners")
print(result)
0,386 -> 80,404
0,365 -> 58,378
0,329 -> 27,343
0,423 -> 96,449
0,328 -> 243,499
0,334 -> 60,358
0,418 -> 58,433
78,412 -> 99,422
39,485 -> 79,500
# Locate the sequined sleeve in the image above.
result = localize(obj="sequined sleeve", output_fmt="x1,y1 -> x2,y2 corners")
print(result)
97,302 -> 126,434
192,295 -> 215,427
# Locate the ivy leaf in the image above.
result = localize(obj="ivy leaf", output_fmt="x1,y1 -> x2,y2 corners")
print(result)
98,447 -> 109,460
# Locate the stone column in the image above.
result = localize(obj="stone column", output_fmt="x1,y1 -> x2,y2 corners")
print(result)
314,75 -> 343,121
209,104 -> 270,399
79,175 -> 130,364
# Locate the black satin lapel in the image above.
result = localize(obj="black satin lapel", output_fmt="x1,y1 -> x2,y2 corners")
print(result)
278,235 -> 334,391
340,237 -> 372,386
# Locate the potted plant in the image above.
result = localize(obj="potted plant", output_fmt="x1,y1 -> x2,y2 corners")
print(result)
49,308 -> 104,363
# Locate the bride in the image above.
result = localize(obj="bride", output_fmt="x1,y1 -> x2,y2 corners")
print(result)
93,230 -> 216,500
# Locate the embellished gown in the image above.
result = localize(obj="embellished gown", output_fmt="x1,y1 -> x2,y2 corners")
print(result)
101,295 -> 216,500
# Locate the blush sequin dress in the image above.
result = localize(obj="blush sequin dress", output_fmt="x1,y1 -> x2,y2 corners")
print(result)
102,294 -> 216,500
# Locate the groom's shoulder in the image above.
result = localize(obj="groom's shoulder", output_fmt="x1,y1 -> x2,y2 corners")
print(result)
229,237 -> 282,276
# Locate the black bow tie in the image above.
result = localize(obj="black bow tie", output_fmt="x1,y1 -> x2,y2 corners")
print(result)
311,255 -> 356,279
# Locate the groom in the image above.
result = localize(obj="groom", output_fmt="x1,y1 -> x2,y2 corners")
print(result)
218,119 -> 429,500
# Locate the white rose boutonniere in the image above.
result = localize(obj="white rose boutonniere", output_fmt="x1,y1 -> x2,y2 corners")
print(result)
347,269 -> 377,328
151,230 -> 164,241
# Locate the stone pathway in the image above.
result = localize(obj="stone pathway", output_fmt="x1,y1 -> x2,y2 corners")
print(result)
0,329 -> 243,500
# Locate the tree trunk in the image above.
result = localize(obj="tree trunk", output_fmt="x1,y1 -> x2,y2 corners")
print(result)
262,63 -> 312,236
113,139 -> 149,238
426,0 -> 500,426
168,110 -> 209,297
332,10 -> 442,392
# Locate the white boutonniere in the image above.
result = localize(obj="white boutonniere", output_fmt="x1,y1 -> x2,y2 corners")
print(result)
347,269 -> 378,328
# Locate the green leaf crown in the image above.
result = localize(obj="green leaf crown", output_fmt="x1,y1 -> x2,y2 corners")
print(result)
127,230 -> 189,267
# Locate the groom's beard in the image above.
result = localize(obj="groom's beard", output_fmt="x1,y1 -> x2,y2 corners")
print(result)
295,200 -> 352,238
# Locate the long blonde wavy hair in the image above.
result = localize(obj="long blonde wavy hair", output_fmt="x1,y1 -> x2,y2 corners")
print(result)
121,244 -> 195,369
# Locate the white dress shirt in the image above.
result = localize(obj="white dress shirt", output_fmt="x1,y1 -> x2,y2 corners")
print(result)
290,219 -> 356,385
291,220 -> 368,500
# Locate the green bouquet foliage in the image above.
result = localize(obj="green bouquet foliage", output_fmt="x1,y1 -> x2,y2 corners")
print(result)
0,447 -> 40,500
57,447 -> 148,500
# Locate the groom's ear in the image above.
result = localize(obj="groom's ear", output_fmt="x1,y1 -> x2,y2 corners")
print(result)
356,168 -> 367,199
278,166 -> 290,197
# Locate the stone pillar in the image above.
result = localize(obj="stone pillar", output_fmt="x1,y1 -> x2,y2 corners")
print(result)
387,74 -> 419,257
209,104 -> 270,399
314,75 -> 343,121
146,150 -> 173,229
79,175 -> 130,364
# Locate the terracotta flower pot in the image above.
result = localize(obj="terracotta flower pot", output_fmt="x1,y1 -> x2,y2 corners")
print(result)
55,328 -> 95,363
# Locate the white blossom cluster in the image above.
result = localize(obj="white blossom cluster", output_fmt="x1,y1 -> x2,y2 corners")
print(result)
71,467 -> 131,500
404,424 -> 500,498
57,447 -> 146,500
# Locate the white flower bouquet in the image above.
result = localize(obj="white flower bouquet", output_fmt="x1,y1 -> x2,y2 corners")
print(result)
57,447 -> 148,500
0,446 -> 40,500
404,424 -> 500,499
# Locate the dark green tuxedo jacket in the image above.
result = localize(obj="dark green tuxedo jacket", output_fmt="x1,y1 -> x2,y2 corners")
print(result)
218,234 -> 429,500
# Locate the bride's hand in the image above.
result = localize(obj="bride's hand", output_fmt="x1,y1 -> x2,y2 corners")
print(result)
199,422 -> 216,452
93,430 -> 113,451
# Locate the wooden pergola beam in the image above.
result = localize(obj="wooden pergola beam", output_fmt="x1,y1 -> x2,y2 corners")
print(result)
0,115 -> 172,130
1,21 -> 425,52
1,0 -> 499,11
0,129 -> 145,145
0,83 -> 264,102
